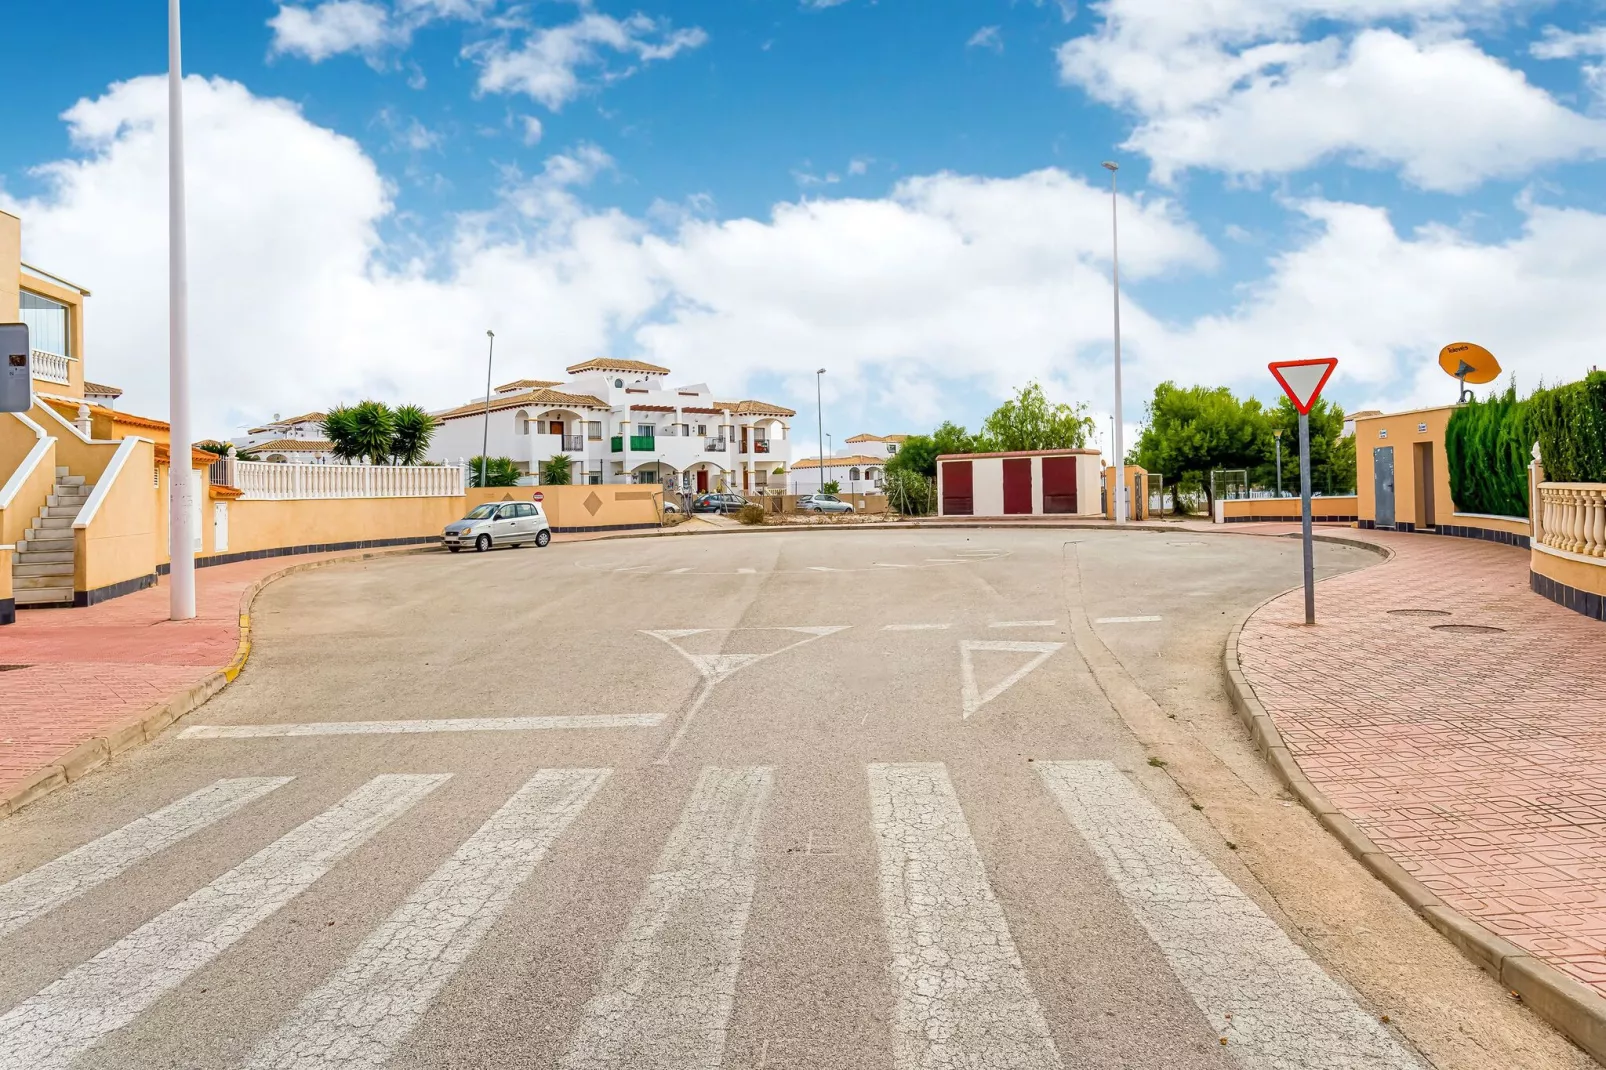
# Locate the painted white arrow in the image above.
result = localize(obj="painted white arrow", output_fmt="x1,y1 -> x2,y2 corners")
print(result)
959,640 -> 1064,719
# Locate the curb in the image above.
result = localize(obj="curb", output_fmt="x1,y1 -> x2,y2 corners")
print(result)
1222,556 -> 1606,1065
0,546 -> 431,820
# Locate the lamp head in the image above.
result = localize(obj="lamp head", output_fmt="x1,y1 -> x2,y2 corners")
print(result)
816,367 -> 826,375
1101,161 -> 1119,172
1273,429 -> 1283,439
486,329 -> 495,338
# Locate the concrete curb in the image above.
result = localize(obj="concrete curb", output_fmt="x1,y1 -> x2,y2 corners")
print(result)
0,546 -> 430,821
1222,553 -> 1606,1065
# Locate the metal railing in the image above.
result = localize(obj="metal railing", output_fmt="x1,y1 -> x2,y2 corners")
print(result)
705,438 -> 727,452
1536,483 -> 1606,558
231,460 -> 464,500
561,435 -> 584,452
752,440 -> 771,454
208,456 -> 234,486
31,349 -> 73,385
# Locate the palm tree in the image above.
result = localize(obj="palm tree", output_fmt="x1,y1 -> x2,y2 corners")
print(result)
348,400 -> 396,464
468,456 -> 522,487
390,405 -> 437,465
541,453 -> 573,485
322,405 -> 364,464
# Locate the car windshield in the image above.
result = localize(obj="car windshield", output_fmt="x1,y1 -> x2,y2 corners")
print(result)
464,504 -> 498,520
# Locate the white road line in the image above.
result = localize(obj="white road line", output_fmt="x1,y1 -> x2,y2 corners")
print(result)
1036,762 -> 1425,1069
737,568 -> 756,574
989,620 -> 1058,628
873,562 -> 909,568
959,640 -> 1063,719
808,566 -> 841,572
0,777 -> 291,940
179,715 -> 663,739
560,766 -> 773,1070
924,558 -> 964,563
868,763 -> 1063,1070
667,567 -> 696,574
0,774 -> 446,1070
245,769 -> 609,1070
1093,615 -> 1162,624
882,623 -> 952,631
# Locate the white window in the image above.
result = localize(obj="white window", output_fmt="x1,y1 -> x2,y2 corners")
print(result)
587,421 -> 602,440
20,291 -> 70,356
516,410 -> 531,435
636,423 -> 655,437
849,467 -> 861,481
887,443 -> 898,454
696,424 -> 707,436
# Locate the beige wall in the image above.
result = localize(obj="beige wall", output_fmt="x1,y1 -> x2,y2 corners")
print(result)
1221,495 -> 1359,520
0,415 -> 56,548
33,402 -> 120,484
76,439 -> 159,593
221,495 -> 460,558
1355,407 -> 1455,527
1532,547 -> 1606,598
1103,465 -> 1150,520
463,484 -> 662,529
19,271 -> 87,400
0,210 -> 19,321
0,546 -> 12,609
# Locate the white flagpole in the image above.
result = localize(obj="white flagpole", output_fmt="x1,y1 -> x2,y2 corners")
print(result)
168,0 -> 196,619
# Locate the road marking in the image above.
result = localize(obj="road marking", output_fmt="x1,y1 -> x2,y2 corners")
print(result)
560,767 -> 773,1070
868,763 -> 1063,1070
808,566 -> 841,572
667,567 -> 696,574
882,623 -> 952,631
959,640 -> 1063,718
1036,762 -> 1425,1069
245,769 -> 609,1070
0,774 -> 446,1070
989,620 -> 1058,628
737,568 -> 756,574
873,562 -> 909,568
180,715 -> 663,739
1094,615 -> 1162,624
924,558 -> 964,563
0,777 -> 292,940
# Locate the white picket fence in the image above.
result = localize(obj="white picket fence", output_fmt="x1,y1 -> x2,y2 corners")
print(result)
223,459 -> 464,500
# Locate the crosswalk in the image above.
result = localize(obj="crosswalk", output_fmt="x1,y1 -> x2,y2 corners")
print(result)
0,762 -> 1425,1070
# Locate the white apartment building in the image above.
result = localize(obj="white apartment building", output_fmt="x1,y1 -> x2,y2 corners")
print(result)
428,358 -> 794,493
789,433 -> 906,494
231,412 -> 336,463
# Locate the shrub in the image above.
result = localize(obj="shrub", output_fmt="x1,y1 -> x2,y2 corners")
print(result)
467,456 -> 522,488
1529,371 -> 1606,483
821,480 -> 841,495
1445,386 -> 1531,517
884,468 -> 935,515
737,503 -> 766,525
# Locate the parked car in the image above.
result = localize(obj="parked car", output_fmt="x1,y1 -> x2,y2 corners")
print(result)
798,493 -> 855,514
692,493 -> 750,514
443,500 -> 551,552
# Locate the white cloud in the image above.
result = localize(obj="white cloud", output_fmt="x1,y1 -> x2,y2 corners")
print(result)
269,0 -> 402,63
474,11 -> 708,109
1059,0 -> 1606,190
847,157 -> 870,176
1533,25 -> 1606,105
967,26 -> 1004,53
520,114 -> 544,145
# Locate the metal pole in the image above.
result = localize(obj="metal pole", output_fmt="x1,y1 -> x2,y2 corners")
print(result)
816,368 -> 825,495
167,0 -> 196,621
1274,431 -> 1283,497
479,329 -> 494,487
1103,161 -> 1125,526
1299,412 -> 1315,625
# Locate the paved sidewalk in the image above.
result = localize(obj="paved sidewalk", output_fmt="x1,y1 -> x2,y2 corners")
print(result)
1237,530 -> 1606,997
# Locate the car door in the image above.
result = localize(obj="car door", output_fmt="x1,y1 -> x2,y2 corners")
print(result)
513,502 -> 536,539
530,503 -> 550,534
494,504 -> 520,540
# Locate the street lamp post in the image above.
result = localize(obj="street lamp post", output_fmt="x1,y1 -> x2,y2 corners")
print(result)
816,368 -> 826,495
168,0 -> 196,620
1102,160 -> 1125,526
1273,428 -> 1284,497
479,330 -> 494,488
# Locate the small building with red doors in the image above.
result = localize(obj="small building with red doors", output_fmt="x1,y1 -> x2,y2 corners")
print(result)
936,449 -> 1103,518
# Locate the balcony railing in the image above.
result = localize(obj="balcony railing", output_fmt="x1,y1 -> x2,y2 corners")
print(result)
752,440 -> 771,454
705,438 -> 727,452
231,460 -> 464,500
1536,483 -> 1606,558
32,349 -> 73,385
562,435 -> 584,452
610,435 -> 658,452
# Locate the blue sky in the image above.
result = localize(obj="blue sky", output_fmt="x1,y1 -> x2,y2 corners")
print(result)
5,0 -> 1606,451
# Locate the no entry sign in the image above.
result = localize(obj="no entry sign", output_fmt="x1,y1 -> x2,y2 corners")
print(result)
1268,358 -> 1339,626
531,491 -> 545,503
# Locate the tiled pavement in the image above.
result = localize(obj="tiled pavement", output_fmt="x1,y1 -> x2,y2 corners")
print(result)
1236,529 -> 1606,997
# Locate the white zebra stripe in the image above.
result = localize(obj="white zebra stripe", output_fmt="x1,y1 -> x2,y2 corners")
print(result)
1037,761 -> 1424,1069
0,774 -> 447,1070
0,777 -> 291,940
244,769 -> 609,1069
559,766 -> 773,1070
868,762 -> 1063,1070
179,714 -> 662,739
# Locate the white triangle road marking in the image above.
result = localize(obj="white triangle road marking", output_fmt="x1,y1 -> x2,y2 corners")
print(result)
645,629 -> 709,641
786,625 -> 850,636
689,653 -> 760,678
960,640 -> 1064,719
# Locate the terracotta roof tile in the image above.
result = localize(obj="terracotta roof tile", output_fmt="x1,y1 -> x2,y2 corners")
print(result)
83,381 -> 123,397
244,438 -> 334,453
435,387 -> 609,421
790,454 -> 885,469
713,399 -> 797,417
496,378 -> 561,392
565,358 -> 671,376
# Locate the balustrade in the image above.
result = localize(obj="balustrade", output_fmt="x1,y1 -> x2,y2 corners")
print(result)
230,461 -> 464,500
1536,483 -> 1606,558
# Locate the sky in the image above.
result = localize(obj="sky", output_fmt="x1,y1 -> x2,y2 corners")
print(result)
3,0 -> 1606,457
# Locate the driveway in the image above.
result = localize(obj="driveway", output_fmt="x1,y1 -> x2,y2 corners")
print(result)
0,530 -> 1590,1069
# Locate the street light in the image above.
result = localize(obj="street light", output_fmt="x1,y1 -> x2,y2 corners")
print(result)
479,329 -> 495,488
168,0 -> 196,620
1273,428 -> 1284,498
1102,160 -> 1125,526
816,368 -> 826,495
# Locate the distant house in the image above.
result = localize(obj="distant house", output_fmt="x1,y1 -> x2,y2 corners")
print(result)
788,433 -> 908,494
231,412 -> 330,463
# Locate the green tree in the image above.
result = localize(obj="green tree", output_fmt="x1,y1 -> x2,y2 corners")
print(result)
821,479 -> 841,495
389,404 -> 437,465
322,405 -> 363,464
195,440 -> 232,457
883,468 -> 935,515
1258,396 -> 1351,496
887,421 -> 977,479
541,453 -> 573,485
323,401 -> 396,464
977,382 -> 1095,452
1131,382 -> 1266,514
467,456 -> 521,487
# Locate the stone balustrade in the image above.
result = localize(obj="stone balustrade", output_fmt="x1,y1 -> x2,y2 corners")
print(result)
1536,482 -> 1606,558
230,460 -> 465,500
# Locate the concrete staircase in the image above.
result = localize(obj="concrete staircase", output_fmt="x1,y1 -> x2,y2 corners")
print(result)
14,467 -> 92,607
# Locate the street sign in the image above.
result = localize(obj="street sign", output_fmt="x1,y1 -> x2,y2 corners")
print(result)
531,491 -> 545,503
1267,358 -> 1339,626
1,323 -> 31,414
1268,358 -> 1338,415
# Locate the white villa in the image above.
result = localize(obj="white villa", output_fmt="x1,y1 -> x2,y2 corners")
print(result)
789,433 -> 906,495
427,359 -> 795,494
231,412 -> 337,463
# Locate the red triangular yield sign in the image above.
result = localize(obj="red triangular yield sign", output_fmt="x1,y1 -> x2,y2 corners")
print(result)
1268,358 -> 1338,415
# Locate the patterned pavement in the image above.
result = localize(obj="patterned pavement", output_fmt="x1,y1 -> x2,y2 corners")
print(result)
1237,530 -> 1606,996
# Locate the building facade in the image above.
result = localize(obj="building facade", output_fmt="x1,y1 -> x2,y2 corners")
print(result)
427,358 -> 794,494
788,433 -> 906,494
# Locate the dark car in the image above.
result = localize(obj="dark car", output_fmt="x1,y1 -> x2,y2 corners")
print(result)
692,492 -> 750,514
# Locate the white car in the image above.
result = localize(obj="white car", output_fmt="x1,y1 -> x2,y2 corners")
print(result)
797,493 -> 855,514
443,501 -> 552,552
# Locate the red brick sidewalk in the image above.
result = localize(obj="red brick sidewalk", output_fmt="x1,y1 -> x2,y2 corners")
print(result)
1237,530 -> 1606,997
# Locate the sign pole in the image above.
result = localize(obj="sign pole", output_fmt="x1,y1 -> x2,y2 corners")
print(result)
1298,411 -> 1314,625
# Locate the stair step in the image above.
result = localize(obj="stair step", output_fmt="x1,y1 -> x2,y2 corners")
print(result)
55,466 -> 69,477
42,505 -> 84,519
16,549 -> 73,565
56,473 -> 84,486
17,573 -> 76,589
16,586 -> 73,606
34,516 -> 73,529
48,494 -> 89,508
15,561 -> 74,578
21,533 -> 73,550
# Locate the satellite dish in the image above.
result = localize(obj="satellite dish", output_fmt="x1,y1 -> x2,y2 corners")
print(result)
1439,342 -> 1500,402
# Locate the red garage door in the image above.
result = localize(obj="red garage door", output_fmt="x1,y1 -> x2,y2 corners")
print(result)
942,460 -> 973,516
1003,458 -> 1032,515
1042,456 -> 1078,514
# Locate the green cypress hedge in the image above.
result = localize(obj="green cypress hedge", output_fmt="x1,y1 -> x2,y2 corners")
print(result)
1529,371 -> 1606,483
1445,372 -> 1606,516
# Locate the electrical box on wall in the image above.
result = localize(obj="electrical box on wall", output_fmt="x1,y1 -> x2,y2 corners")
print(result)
1,324 -> 31,414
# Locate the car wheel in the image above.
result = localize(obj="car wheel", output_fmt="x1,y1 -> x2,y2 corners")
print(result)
535,529 -> 551,547
447,546 -> 462,553
475,534 -> 491,552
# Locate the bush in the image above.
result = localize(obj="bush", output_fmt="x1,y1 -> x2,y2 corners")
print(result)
1446,386 -> 1532,517
821,480 -> 841,495
467,456 -> 522,488
737,503 -> 766,525
1529,371 -> 1606,483
884,468 -> 935,515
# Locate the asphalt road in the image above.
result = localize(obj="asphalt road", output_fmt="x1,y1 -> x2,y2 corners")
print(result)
0,529 -> 1592,1070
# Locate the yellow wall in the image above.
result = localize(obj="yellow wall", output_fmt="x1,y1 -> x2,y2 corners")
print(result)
0,546 -> 12,609
0,416 -> 56,548
1221,495 -> 1358,520
463,484 -> 662,529
1355,407 -> 1455,527
76,439 -> 159,593
32,403 -> 120,484
220,495 -> 460,558
0,210 -> 19,321
1532,547 -> 1606,598
1103,465 -> 1150,520
18,271 -> 87,401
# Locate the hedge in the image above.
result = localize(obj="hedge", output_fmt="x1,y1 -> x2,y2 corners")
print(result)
1445,386 -> 1532,517
1529,371 -> 1606,483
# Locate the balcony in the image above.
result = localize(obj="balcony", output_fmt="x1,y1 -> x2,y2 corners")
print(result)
562,435 -> 584,452
704,438 -> 728,452
752,440 -> 771,454
31,349 -> 73,386
611,435 -> 657,452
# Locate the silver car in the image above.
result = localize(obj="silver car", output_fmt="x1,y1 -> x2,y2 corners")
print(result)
797,493 -> 855,514
444,501 -> 551,552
